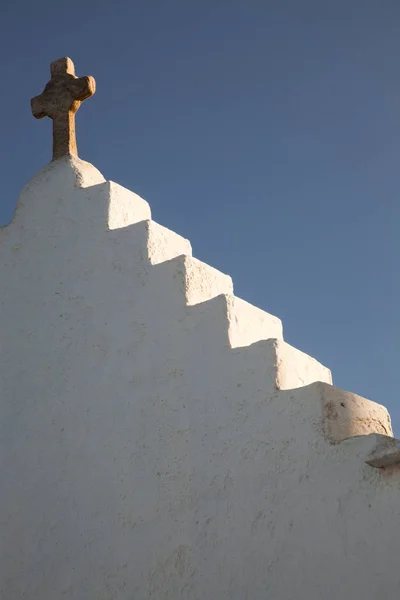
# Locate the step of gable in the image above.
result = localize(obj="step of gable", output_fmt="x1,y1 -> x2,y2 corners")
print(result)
107,181 -> 151,230
117,220 -> 192,265
187,294 -> 283,349
234,338 -> 332,393
145,221 -> 192,265
273,339 -> 332,390
84,180 -> 152,230
149,255 -> 233,307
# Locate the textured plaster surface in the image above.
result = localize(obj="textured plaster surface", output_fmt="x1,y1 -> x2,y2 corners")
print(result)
1,157 -> 400,599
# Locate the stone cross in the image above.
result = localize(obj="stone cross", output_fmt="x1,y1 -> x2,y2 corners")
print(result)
31,57 -> 96,161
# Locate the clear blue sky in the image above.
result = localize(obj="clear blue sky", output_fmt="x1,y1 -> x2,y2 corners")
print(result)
1,1 -> 399,431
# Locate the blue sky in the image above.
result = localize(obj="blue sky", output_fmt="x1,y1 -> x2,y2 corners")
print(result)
1,0 -> 399,431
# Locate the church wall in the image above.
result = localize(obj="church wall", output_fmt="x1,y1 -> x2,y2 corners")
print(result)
1,158 -> 399,600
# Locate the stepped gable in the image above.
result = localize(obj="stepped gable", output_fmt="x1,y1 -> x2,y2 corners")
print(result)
1,155 -> 392,444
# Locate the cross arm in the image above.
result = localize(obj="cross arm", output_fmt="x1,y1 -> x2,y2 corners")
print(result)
31,93 -> 48,120
69,75 -> 96,103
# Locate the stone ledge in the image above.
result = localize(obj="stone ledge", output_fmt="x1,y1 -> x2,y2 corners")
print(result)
365,435 -> 400,468
319,383 -> 393,443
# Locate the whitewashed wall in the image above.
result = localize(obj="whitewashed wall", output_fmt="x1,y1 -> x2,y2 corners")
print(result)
1,157 -> 399,600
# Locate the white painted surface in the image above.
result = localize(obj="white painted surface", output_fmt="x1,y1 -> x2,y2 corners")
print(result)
320,383 -> 392,441
1,157 -> 400,599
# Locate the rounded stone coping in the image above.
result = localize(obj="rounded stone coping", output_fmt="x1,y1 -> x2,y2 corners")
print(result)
21,155 -> 106,194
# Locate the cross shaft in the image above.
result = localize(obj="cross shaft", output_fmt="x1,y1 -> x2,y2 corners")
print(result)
31,57 -> 95,160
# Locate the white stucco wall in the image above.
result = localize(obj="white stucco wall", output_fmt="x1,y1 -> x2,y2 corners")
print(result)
1,156 -> 399,600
